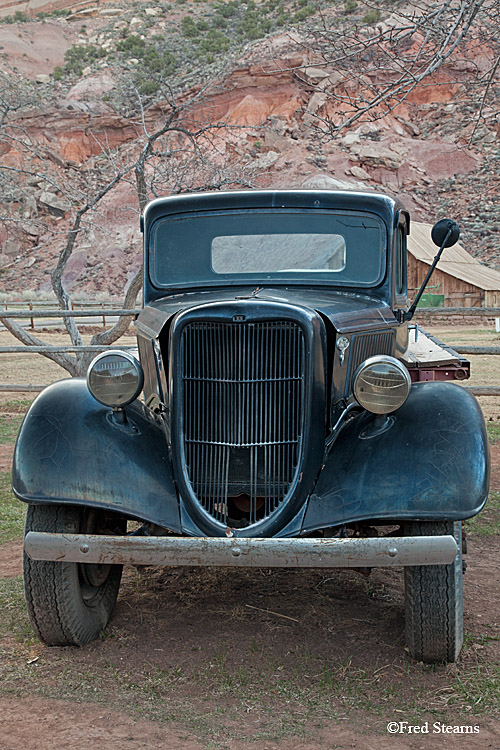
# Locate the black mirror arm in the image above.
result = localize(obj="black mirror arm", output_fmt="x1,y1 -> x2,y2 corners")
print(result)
401,227 -> 452,323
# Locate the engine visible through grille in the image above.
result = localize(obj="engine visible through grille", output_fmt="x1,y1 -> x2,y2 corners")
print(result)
181,321 -> 305,526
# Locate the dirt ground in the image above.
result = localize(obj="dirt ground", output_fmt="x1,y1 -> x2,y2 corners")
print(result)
0,325 -> 499,749
1,697 -> 498,750
0,520 -> 499,749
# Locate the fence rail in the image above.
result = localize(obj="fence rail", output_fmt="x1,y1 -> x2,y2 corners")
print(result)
0,308 -> 139,319
449,346 -> 500,355
417,307 -> 500,316
0,385 -> 46,392
2,306 -> 499,319
463,386 -> 500,396
0,346 -> 136,353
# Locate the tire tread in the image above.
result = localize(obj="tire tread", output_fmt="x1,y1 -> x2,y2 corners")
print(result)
23,504 -> 122,646
404,520 -> 463,663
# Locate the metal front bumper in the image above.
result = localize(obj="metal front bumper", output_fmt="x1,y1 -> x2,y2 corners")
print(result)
24,532 -> 458,568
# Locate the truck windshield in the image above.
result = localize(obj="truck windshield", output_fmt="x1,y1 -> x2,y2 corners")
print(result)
149,209 -> 386,289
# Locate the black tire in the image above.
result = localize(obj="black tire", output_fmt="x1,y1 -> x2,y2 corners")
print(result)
404,520 -> 463,664
24,504 -> 124,646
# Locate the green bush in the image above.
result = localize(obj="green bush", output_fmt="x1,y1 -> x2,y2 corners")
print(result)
181,15 -> 198,37
116,35 -> 146,54
293,4 -> 316,22
239,8 -> 272,39
198,28 -> 231,54
216,0 -> 238,17
212,13 -> 228,28
363,9 -> 381,23
147,48 -> 176,76
63,44 -> 107,76
345,0 -> 357,12
137,79 -> 161,95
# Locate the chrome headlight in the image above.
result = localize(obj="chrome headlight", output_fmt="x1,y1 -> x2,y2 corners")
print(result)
87,351 -> 144,408
353,355 -> 411,414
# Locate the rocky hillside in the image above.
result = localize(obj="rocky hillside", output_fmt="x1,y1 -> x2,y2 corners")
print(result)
0,0 -> 498,298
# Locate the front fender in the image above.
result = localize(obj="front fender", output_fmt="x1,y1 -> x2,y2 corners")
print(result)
303,382 -> 489,533
12,379 -> 181,532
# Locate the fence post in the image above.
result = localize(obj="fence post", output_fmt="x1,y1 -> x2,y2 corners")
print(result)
29,301 -> 34,330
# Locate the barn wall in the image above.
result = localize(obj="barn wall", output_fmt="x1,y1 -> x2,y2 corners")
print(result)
407,256 -> 484,307
485,291 -> 500,307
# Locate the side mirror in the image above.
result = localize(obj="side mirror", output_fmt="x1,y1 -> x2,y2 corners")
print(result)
431,219 -> 460,249
402,218 -> 460,322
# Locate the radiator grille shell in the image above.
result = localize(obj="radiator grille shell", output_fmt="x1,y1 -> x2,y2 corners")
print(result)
179,320 -> 306,527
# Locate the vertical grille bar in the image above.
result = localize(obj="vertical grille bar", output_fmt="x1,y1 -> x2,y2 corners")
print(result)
344,331 -> 394,396
181,320 -> 305,526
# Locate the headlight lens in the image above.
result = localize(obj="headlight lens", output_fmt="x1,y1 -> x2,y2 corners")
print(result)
353,355 -> 411,414
87,351 -> 144,408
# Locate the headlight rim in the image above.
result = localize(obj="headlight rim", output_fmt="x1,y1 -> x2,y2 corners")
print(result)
352,354 -> 411,415
86,349 -> 144,408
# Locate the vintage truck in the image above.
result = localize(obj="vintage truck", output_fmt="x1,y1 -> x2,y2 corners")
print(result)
14,189 -> 489,662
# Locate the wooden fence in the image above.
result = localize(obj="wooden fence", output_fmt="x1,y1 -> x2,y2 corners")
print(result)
0,307 -> 139,392
1,307 -> 500,395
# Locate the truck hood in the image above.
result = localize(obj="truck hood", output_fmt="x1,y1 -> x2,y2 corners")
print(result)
137,286 -> 398,339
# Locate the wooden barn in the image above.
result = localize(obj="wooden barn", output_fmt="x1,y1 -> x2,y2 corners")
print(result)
408,222 -> 500,308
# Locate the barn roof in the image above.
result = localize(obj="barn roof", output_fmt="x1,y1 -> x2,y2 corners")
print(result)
408,222 -> 500,291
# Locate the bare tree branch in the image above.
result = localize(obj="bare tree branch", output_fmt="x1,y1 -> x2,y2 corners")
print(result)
291,0 -> 497,138
0,73 -> 252,375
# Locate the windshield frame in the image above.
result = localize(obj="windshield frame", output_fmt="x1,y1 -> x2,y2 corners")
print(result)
147,206 -> 389,292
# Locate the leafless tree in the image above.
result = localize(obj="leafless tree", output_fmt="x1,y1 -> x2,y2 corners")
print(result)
0,75 -> 250,375
294,0 -> 499,141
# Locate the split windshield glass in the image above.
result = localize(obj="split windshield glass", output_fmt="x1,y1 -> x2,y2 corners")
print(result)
149,209 -> 386,289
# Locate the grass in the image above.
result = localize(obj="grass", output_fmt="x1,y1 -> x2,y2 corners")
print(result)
487,421 -> 500,444
465,491 -> 500,536
0,471 -> 25,544
0,399 -> 32,413
0,576 -> 31,641
0,414 -> 23,445
454,659 -> 500,711
0,399 -> 30,445
0,404 -> 28,544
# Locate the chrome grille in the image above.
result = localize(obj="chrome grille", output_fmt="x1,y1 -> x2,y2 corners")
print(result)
181,321 -> 305,525
345,331 -> 394,395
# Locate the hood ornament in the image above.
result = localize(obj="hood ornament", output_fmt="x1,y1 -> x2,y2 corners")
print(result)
336,336 -> 350,366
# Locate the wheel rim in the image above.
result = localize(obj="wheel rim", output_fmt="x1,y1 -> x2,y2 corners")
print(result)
78,509 -> 112,606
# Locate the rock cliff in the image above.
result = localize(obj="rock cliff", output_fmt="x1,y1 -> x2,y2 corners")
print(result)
0,0 -> 498,297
